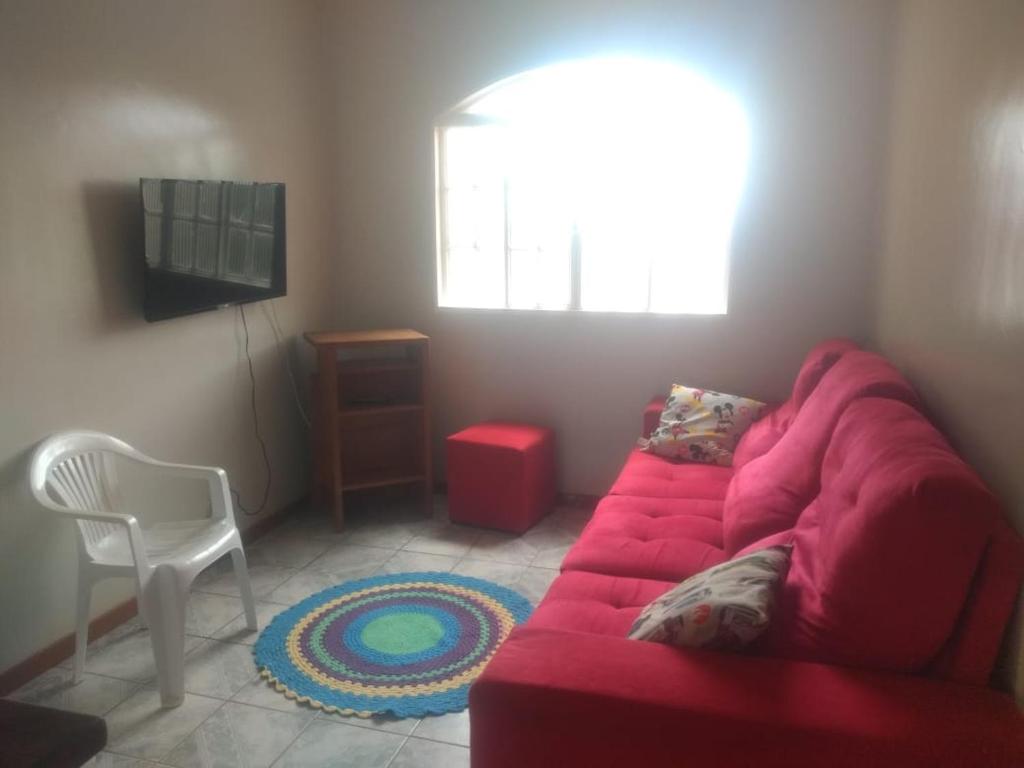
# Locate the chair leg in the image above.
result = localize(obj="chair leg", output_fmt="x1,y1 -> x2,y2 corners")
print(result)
73,576 -> 91,683
133,583 -> 148,630
141,568 -> 187,708
231,548 -> 258,630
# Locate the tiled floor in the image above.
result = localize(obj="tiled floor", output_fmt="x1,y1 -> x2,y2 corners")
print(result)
5,496 -> 588,767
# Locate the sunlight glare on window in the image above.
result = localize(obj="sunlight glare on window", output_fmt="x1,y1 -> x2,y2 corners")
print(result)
436,58 -> 749,314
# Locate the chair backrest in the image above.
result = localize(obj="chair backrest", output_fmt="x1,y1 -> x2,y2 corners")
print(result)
29,431 -> 137,553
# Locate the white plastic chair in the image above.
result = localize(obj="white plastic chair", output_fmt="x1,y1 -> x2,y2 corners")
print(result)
29,430 -> 258,708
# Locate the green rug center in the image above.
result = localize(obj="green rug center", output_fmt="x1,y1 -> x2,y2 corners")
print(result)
360,612 -> 444,655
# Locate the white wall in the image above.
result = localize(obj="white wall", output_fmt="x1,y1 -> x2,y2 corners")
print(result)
876,0 -> 1024,696
320,0 -> 897,494
0,0 -> 331,674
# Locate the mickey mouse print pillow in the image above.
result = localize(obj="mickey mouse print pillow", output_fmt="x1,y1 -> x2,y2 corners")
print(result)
638,384 -> 765,466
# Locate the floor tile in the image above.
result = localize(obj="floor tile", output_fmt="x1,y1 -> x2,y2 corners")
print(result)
273,719 -> 404,768
231,675 -> 315,714
58,616 -> 145,669
305,543 -> 394,578
451,559 -> 527,590
403,524 -> 480,558
104,687 -> 222,761
212,601 -> 287,646
390,737 -> 470,768
163,701 -> 311,768
317,709 -> 420,735
413,709 -> 470,746
465,532 -> 539,565
185,592 -> 251,637
339,521 -> 423,549
194,563 -> 298,600
83,627 -> 203,683
516,567 -> 559,605
245,533 -> 331,569
522,516 -> 578,550
377,550 -> 460,575
7,667 -> 137,717
531,544 -> 571,569
182,639 -> 258,699
553,506 -> 593,536
266,569 -> 354,605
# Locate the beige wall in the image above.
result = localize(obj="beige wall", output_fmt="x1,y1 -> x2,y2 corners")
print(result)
876,0 -> 1024,695
14,0 -> 1021,703
321,0 -> 897,494
0,0 -> 331,674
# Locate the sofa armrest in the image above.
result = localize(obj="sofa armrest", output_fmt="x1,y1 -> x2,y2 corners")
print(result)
470,628 -> 1024,768
643,396 -> 665,438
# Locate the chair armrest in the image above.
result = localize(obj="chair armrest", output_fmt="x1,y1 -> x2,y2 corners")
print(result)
67,508 -> 138,527
135,459 -> 227,483
470,628 -> 1024,768
126,456 -> 235,522
62,508 -> 148,566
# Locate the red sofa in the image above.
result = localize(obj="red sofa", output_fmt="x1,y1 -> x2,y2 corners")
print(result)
470,340 -> 1024,767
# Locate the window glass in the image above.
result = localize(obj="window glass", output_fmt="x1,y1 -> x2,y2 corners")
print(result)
436,58 -> 748,314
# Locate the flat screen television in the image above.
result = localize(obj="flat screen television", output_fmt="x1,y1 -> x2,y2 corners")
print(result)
141,178 -> 286,321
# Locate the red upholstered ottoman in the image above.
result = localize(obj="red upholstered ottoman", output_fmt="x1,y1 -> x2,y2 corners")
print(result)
447,422 -> 556,533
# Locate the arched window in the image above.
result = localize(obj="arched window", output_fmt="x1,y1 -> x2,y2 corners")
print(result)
434,57 -> 749,314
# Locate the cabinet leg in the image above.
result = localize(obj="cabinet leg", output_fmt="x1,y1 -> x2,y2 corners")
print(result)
422,479 -> 433,518
330,491 -> 344,532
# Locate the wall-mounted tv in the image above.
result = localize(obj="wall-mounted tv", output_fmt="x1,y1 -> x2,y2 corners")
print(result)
141,178 -> 286,321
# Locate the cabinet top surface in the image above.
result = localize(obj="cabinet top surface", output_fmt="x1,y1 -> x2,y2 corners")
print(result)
303,329 -> 429,346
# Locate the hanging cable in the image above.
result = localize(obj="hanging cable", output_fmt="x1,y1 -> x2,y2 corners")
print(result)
232,303 -> 272,516
265,299 -> 311,428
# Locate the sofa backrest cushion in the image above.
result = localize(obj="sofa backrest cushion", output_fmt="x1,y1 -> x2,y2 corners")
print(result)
722,350 -> 919,556
732,338 -> 858,469
768,398 -> 1004,675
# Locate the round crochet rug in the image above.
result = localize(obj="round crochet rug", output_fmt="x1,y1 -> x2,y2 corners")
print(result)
253,571 -> 533,718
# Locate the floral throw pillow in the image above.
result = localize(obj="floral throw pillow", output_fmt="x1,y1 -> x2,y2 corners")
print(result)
638,384 -> 765,465
627,545 -> 792,650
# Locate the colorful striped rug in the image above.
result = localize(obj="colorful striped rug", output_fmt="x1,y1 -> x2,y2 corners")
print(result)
253,572 -> 532,718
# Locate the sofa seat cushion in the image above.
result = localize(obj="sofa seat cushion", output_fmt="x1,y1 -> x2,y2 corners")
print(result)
609,449 -> 733,500
733,338 -> 858,468
769,398 -> 1002,674
722,351 -> 921,556
526,570 -> 676,637
562,495 -> 727,581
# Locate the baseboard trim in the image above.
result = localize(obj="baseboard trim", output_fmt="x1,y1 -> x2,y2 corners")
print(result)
556,492 -> 601,510
435,481 -> 601,512
239,500 -> 299,545
0,497 -> 303,697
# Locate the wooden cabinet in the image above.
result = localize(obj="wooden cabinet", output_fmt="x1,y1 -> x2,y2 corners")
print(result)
304,329 -> 431,530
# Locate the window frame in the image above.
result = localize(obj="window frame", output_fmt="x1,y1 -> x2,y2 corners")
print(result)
433,63 -> 743,316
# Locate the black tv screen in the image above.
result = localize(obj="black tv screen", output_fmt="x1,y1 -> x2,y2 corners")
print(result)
141,178 -> 286,321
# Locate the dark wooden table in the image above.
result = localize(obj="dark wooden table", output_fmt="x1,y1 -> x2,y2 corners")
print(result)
0,699 -> 106,767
